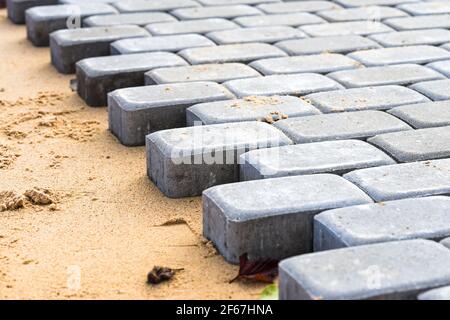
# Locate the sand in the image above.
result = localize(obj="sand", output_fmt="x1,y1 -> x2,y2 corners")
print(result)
0,9 -> 263,299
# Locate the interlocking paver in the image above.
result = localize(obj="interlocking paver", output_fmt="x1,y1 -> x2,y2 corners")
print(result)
240,140 -> 395,180
108,81 -> 235,146
206,26 -> 306,44
171,5 -> 262,20
83,12 -> 176,27
233,12 -> 325,27
348,45 -> 450,66
203,174 -> 372,263
427,60 -> 450,77
368,126 -> 450,162
334,0 -> 420,7
145,18 -> 239,36
343,159 -> 450,201
314,197 -> 450,251
76,52 -> 188,106
257,1 -> 341,14
410,79 -> 450,100
112,0 -> 199,13
250,54 -> 360,75
328,64 -> 446,88
25,3 -> 118,46
186,95 -> 320,125
145,63 -> 260,85
419,286 -> 450,300
317,6 -> 407,22
146,121 -> 292,198
178,43 -> 287,64
300,21 -> 393,37
369,29 -> 450,47
388,100 -> 450,129
275,35 -> 381,55
50,25 -> 149,74
384,14 -> 450,31
7,0 -> 57,24
279,239 -> 450,300
305,85 -> 429,113
273,110 -> 412,143
196,0 -> 278,5
110,34 -> 215,55
398,1 -> 450,16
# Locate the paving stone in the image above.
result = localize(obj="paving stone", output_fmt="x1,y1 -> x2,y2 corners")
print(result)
317,6 -> 407,22
196,0 -> 278,5
7,0 -> 57,24
25,3 -> 118,46
427,60 -> 450,78
328,64 -> 446,88
186,95 -> 320,125
275,35 -> 381,55
145,18 -> 239,36
145,63 -> 260,85
410,79 -> 450,101
171,5 -> 262,20
257,1 -> 341,14
250,54 -> 360,75
368,126 -> 450,162
59,0 -> 117,4
305,85 -> 429,113
343,159 -> 450,201
206,26 -> 306,45
398,1 -> 450,16
50,25 -> 149,74
279,239 -> 450,300
112,0 -> 199,13
240,140 -> 395,181
334,0 -> 420,7
179,43 -> 287,64
388,100 -> 450,129
384,14 -> 450,31
441,237 -> 450,249
203,174 -> 372,263
348,45 -> 450,66
233,12 -> 325,27
273,110 -> 412,143
368,29 -> 450,47
76,52 -> 188,107
83,12 -> 176,27
300,21 -> 393,37
108,82 -> 235,146
418,286 -> 450,300
314,196 -> 450,251
146,121 -> 292,198
110,34 -> 215,55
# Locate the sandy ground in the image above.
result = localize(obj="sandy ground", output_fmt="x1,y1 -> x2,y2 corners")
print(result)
0,9 -> 263,299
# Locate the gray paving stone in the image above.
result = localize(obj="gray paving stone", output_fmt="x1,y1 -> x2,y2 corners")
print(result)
7,0 -> 57,24
108,81 -> 235,146
257,1 -> 342,14
384,14 -> 450,31
203,174 -> 372,263
224,74 -> 343,98
25,3 -> 118,46
171,5 -> 262,20
305,85 -> 429,113
233,12 -> 325,27
59,0 -> 117,4
146,121 -> 292,198
368,29 -> 450,47
240,140 -> 395,181
343,159 -> 450,201
440,237 -> 450,249
83,12 -> 176,27
368,126 -> 450,162
112,0 -> 199,13
348,45 -> 450,66
317,6 -> 407,22
196,0 -> 278,5
410,79 -> 450,101
300,21 -> 393,37
179,43 -> 287,65
250,54 -> 360,75
186,95 -> 320,125
273,110 -> 412,143
275,35 -> 381,55
388,100 -> 450,129
334,0 -> 420,7
110,34 -> 215,55
314,197 -> 450,251
50,25 -> 149,74
328,64 -> 446,88
279,239 -> 450,300
427,59 -> 450,77
398,1 -> 450,16
206,26 -> 306,45
145,18 -> 239,36
145,63 -> 260,85
418,286 -> 450,300
76,52 -> 188,107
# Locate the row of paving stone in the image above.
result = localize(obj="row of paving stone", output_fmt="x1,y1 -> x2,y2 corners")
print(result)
7,0 -> 450,300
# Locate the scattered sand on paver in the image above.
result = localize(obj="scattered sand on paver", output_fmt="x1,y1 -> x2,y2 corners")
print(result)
0,10 -> 262,299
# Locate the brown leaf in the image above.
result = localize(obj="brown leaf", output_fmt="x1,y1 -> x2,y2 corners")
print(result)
229,253 -> 278,284
147,266 -> 183,285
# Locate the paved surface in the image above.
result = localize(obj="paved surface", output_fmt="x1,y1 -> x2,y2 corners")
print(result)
9,0 -> 450,300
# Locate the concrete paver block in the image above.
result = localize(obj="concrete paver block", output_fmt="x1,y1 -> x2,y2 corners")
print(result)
145,18 -> 239,36
388,100 -> 450,129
